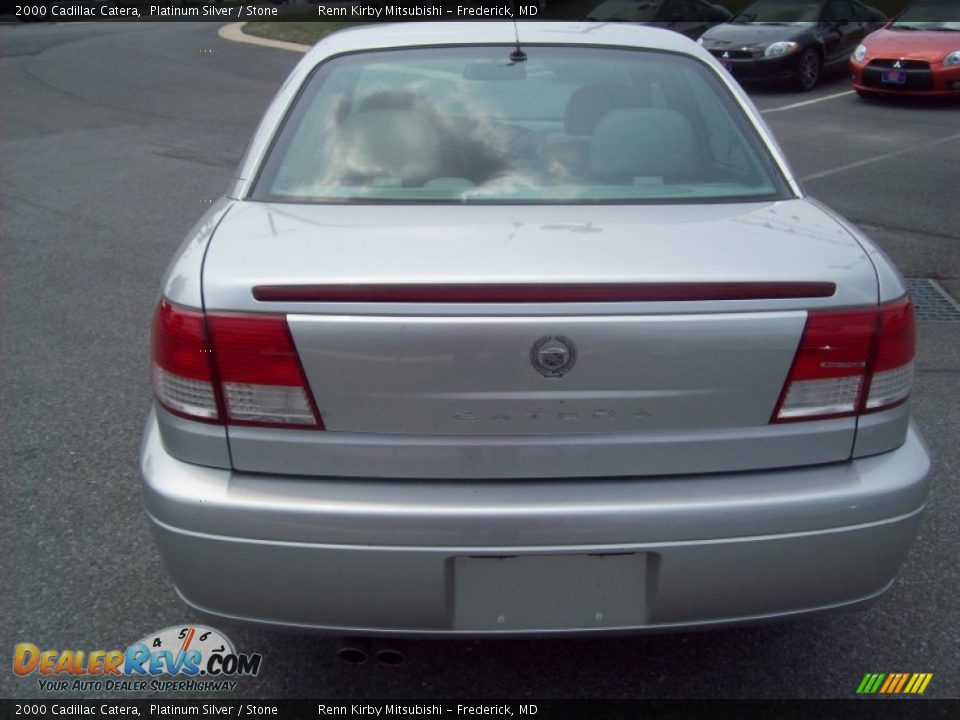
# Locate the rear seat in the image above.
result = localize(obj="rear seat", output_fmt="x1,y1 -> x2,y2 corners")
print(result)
546,83 -> 648,180
589,108 -> 700,184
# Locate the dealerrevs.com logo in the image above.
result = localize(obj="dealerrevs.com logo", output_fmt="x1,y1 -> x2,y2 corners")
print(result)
13,625 -> 262,693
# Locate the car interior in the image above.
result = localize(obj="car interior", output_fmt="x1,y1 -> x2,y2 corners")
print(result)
263,50 -> 778,201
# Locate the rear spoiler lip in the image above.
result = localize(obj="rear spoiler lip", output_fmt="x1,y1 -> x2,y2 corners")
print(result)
252,282 -> 837,304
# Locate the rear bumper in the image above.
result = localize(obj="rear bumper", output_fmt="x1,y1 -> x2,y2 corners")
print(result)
141,412 -> 931,636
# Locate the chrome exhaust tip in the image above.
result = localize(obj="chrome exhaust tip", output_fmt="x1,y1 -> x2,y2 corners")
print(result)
373,641 -> 405,667
337,637 -> 371,665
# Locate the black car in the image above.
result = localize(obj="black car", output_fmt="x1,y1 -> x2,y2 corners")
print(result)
699,0 -> 887,90
583,0 -> 733,40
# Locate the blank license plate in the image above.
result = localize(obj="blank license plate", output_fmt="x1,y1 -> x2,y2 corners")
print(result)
882,69 -> 907,84
452,553 -> 648,631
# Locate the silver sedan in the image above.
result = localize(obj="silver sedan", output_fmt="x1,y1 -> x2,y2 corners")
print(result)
141,22 -> 930,637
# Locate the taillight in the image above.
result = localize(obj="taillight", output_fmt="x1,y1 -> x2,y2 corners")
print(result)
772,296 -> 915,422
865,297 -> 915,410
151,300 -> 322,429
207,313 -> 321,428
152,301 -> 219,422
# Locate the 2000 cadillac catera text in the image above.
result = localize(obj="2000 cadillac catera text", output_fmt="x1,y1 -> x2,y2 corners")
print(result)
140,22 -> 931,636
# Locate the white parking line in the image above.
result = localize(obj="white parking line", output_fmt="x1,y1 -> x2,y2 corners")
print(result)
761,90 -> 856,114
801,131 -> 960,182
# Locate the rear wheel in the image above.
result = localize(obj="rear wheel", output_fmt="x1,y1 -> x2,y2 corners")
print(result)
855,88 -> 880,100
795,49 -> 821,92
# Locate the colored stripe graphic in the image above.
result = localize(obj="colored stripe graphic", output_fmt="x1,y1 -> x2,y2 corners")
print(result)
909,673 -> 933,694
892,673 -> 910,693
879,674 -> 896,693
857,673 -> 886,694
857,673 -> 933,694
881,673 -> 909,693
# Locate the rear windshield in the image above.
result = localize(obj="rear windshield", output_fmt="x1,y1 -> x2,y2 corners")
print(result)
253,45 -> 791,204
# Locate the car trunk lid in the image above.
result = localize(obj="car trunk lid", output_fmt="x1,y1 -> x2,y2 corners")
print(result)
202,200 -> 878,478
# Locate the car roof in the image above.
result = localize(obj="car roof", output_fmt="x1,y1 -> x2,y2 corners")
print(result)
304,21 -> 707,65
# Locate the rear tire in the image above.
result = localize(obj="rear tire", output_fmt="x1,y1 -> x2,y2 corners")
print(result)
855,88 -> 880,100
795,49 -> 821,92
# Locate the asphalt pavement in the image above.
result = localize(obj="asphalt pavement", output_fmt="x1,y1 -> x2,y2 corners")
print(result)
1,21 -> 958,700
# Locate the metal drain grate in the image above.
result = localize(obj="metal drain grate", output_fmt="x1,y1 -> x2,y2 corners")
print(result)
906,278 -> 960,323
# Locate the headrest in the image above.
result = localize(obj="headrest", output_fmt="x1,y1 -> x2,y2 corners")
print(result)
589,108 -> 700,182
564,84 -> 647,136
330,110 -> 441,184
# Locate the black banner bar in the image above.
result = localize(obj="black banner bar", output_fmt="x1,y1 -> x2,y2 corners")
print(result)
1,700 -> 958,720
3,1 -> 933,24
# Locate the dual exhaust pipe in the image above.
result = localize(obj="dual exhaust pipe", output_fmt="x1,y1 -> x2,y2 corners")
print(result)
337,637 -> 405,667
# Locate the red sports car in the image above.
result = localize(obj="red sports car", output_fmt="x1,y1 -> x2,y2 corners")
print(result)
850,0 -> 960,98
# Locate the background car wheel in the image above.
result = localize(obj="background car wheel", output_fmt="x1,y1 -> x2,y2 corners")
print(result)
795,49 -> 821,92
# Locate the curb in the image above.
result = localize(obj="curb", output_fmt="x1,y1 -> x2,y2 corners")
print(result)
218,22 -> 309,54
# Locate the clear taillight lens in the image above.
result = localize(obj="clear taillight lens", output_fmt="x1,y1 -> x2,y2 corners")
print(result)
772,296 -> 915,422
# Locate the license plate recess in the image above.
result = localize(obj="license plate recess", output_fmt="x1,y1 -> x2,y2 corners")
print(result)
453,553 -> 648,631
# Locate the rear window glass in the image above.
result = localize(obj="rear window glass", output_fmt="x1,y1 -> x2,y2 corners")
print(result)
253,45 -> 790,204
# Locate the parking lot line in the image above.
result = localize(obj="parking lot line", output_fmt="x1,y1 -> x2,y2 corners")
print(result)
762,90 -> 855,114
801,130 -> 960,182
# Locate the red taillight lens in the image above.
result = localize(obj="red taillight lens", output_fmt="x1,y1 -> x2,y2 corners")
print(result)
865,297 -> 915,410
772,296 -> 915,422
207,313 -> 321,428
151,300 -> 219,421
151,300 -> 322,429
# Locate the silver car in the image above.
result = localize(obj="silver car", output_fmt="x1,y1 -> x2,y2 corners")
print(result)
141,22 -> 930,637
